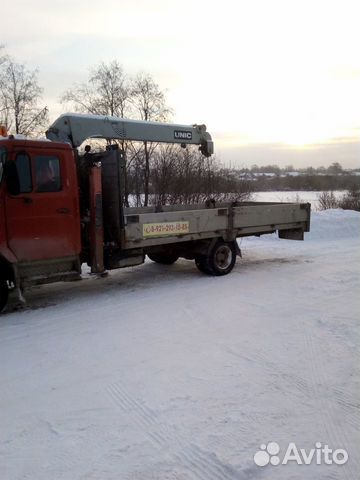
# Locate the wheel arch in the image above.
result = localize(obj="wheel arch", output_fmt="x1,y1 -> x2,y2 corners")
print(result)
209,237 -> 241,257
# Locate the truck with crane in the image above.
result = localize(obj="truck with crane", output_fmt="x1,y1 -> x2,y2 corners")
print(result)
0,113 -> 311,312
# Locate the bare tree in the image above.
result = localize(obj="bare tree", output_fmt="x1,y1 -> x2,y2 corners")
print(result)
150,144 -> 179,205
62,61 -> 136,204
317,191 -> 338,210
147,145 -> 253,206
0,57 -> 48,135
130,73 -> 172,206
0,45 -> 6,66
338,186 -> 360,211
0,46 -> 8,127
328,162 -> 343,175
130,72 -> 171,122
61,61 -> 131,117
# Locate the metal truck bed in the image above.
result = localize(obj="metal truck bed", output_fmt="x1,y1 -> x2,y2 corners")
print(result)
123,201 -> 311,249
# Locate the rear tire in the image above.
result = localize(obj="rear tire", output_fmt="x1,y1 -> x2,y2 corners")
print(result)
195,256 -> 214,275
148,253 -> 179,265
196,240 -> 237,276
0,279 -> 9,313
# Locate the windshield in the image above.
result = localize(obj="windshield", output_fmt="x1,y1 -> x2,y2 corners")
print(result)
0,146 -> 7,184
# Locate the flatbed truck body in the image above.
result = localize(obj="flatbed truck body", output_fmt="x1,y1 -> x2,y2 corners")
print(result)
123,201 -> 309,249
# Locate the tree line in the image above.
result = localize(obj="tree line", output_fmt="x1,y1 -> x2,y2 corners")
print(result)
0,49 -> 251,206
250,172 -> 360,192
1,48 -> 358,208
237,162 -> 355,176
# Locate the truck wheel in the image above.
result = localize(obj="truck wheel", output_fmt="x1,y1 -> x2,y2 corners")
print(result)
148,253 -> 179,265
197,240 -> 237,276
0,279 -> 9,313
195,256 -> 214,275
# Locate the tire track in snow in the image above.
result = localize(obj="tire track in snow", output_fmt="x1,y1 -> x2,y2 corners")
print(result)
226,347 -> 312,399
107,384 -> 226,480
107,383 -> 240,480
224,320 -> 358,478
290,279 -> 360,433
107,383 -> 254,480
331,386 -> 360,429
303,329 -> 358,480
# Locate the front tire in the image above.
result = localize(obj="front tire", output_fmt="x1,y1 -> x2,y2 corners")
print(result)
0,279 -> 9,313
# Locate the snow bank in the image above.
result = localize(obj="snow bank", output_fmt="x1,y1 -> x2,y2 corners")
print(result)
307,209 -> 360,241
242,208 -> 359,247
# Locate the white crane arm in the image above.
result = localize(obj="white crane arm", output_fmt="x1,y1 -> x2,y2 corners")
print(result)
46,113 -> 214,157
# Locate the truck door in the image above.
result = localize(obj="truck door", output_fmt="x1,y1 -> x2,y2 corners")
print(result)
5,147 -> 81,262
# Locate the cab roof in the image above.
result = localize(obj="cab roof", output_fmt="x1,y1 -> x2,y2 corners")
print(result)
0,136 -> 73,151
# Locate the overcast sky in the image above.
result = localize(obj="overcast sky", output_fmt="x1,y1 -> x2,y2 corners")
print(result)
2,0 -> 360,168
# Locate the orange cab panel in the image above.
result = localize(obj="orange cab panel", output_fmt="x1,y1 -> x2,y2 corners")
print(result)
1,139 -> 81,262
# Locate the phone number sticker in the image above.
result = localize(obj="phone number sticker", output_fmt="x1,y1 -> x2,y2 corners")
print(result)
143,221 -> 190,238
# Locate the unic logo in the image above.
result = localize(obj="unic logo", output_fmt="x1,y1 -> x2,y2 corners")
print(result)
174,130 -> 192,140
254,441 -> 348,467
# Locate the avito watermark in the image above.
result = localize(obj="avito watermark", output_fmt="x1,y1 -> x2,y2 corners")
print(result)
254,441 -> 348,467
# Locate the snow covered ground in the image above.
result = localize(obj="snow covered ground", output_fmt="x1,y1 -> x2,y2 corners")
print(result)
1,209 -> 359,480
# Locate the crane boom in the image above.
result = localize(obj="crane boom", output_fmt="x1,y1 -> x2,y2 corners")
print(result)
46,113 -> 214,157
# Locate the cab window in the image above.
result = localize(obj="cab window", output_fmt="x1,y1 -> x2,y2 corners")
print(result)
35,155 -> 62,193
15,153 -> 32,193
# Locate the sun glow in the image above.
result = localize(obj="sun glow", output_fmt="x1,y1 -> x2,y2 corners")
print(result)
168,0 -> 360,154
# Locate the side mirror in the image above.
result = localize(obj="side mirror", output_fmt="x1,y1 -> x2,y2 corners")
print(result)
3,160 -> 20,196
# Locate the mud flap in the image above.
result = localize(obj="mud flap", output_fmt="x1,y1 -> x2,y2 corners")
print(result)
279,228 -> 304,240
234,242 -> 242,257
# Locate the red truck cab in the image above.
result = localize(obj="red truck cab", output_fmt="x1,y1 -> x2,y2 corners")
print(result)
0,137 -> 81,309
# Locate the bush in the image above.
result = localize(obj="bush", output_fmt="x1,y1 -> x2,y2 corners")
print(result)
338,187 -> 360,211
130,145 -> 254,206
317,191 -> 339,210
318,188 -> 360,212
